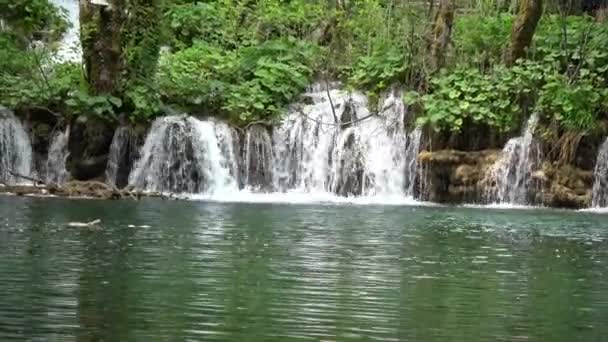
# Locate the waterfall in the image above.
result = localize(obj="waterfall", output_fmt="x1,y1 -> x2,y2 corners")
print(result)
486,114 -> 540,204
128,116 -> 239,194
106,126 -> 141,188
592,138 -> 608,208
404,126 -> 422,197
271,86 -> 421,198
127,86 -> 423,203
50,0 -> 82,63
0,108 -> 33,185
243,125 -> 273,191
45,128 -> 69,184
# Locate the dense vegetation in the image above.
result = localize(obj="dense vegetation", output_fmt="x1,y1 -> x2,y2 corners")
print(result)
1,0 -> 607,144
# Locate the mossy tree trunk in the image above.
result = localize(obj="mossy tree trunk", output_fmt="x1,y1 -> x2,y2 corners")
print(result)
430,0 -> 454,71
79,0 -> 162,97
504,0 -> 543,66
79,0 -> 126,95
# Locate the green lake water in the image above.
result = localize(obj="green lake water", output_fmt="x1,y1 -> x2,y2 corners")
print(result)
1,196 -> 607,341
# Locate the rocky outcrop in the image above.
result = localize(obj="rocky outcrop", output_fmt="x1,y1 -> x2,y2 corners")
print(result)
67,115 -> 115,180
418,149 -> 593,208
418,149 -> 500,203
534,163 -> 593,208
105,123 -> 148,188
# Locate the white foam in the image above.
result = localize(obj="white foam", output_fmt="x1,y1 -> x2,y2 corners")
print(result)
461,203 -> 541,210
188,190 -> 437,207
579,207 -> 608,214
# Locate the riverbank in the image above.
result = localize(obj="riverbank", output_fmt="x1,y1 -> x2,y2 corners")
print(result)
0,181 -> 168,200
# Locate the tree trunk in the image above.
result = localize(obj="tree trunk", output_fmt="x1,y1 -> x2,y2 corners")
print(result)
80,0 -> 161,96
504,0 -> 543,66
430,0 -> 454,71
79,0 -> 126,95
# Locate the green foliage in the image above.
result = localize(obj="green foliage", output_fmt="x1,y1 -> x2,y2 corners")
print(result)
416,58 -> 607,133
120,0 -> 164,121
415,64 -> 535,132
536,70 -> 607,131
166,0 -> 327,50
348,46 -> 407,96
0,59 -> 123,121
452,14 -> 513,66
158,39 -> 319,123
533,15 -> 608,76
0,0 -> 68,43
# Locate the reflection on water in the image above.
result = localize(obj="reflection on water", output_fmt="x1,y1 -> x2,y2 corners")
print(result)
0,197 -> 607,341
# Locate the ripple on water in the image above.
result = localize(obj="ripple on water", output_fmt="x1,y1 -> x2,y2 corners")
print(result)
0,197 -> 608,341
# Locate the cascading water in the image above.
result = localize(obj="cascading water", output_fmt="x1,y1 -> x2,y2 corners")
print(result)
485,113 -> 540,204
0,108 -> 33,185
105,126 -> 141,188
272,86 -> 421,198
128,86 -> 423,203
128,116 -> 239,194
45,128 -> 69,184
243,125 -> 273,191
50,0 -> 82,62
591,138 -> 608,208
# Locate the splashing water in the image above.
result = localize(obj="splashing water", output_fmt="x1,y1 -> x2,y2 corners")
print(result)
486,114 -> 540,204
0,108 -> 33,185
50,0 -> 82,62
592,138 -> 608,208
45,128 -> 69,184
129,116 -> 239,194
272,86 -> 421,198
129,86 -> 423,203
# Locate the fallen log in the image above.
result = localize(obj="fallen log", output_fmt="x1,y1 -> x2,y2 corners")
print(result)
0,176 -> 171,201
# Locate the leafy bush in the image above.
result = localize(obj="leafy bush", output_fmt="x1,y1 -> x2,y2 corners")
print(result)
452,14 -> 513,66
0,0 -> 68,43
536,70 -> 608,131
158,38 -> 319,123
348,46 -> 408,96
415,59 -> 607,133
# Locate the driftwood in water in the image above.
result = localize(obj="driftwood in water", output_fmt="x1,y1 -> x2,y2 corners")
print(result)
2,171 -> 170,200
67,219 -> 102,228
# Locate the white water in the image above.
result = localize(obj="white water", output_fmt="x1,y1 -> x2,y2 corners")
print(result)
272,87 -> 421,198
50,0 -> 82,63
129,87 -> 423,203
591,138 -> 608,208
486,114 -> 540,204
105,126 -> 131,187
128,116 -> 239,194
0,108 -> 33,185
45,127 -> 69,184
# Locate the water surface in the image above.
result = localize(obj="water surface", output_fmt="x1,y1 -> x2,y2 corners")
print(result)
1,196 -> 607,341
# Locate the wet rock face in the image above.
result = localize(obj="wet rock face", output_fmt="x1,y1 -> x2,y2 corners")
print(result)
243,125 -> 273,191
536,163 -> 593,209
418,149 -> 500,203
67,115 -> 114,180
105,124 -> 147,188
28,121 -> 53,177
418,149 -> 593,209
333,131 -> 365,196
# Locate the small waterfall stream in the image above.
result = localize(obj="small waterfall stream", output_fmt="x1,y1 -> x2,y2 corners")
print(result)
271,87 -> 421,198
592,138 -> 608,208
486,114 -> 540,205
0,108 -> 33,185
50,0 -> 82,62
45,128 -> 69,184
127,86 -> 423,201
128,116 -> 239,194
